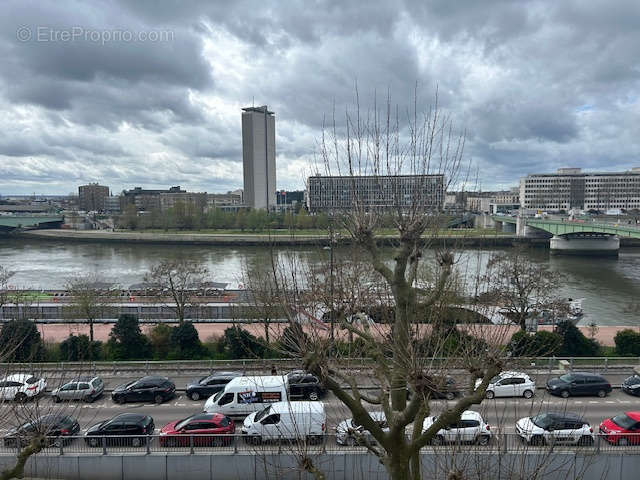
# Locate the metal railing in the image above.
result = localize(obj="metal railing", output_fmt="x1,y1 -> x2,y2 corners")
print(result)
1,433 -> 639,456
1,356 -> 638,375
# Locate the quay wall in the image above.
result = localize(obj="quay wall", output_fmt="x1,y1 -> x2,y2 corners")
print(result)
16,229 -> 640,247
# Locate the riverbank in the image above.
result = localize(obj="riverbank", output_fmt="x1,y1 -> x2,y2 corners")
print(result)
19,228 -> 535,247
21,228 -> 640,247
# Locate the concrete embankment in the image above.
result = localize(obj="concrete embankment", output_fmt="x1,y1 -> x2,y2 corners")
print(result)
0,451 -> 629,480
20,229 -> 529,247
17,229 -> 640,247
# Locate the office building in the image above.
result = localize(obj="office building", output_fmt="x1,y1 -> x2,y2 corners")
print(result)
206,191 -> 244,209
276,190 -> 305,206
120,186 -> 185,211
520,167 -> 640,211
242,106 -> 276,210
78,183 -> 109,212
103,196 -> 121,214
159,192 -> 207,212
307,175 -> 444,212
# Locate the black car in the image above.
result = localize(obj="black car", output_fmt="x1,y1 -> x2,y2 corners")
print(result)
85,413 -> 154,447
413,374 -> 460,400
622,375 -> 640,397
4,414 -> 80,448
286,371 -> 326,401
111,376 -> 175,404
546,372 -> 612,398
186,371 -> 241,401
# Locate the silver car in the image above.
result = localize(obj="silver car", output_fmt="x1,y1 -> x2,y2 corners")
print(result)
336,411 -> 388,446
52,376 -> 104,403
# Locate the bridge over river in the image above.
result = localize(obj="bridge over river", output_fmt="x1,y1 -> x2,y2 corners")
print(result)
0,215 -> 64,232
491,215 -> 640,255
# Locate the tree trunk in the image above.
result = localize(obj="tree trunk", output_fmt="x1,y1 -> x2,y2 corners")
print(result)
391,284 -> 411,411
1,436 -> 44,480
387,450 -> 411,480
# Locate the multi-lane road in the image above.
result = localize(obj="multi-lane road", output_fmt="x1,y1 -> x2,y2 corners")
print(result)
0,368 -> 639,455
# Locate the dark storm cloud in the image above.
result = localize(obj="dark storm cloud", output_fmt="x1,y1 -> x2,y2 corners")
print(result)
0,0 -> 639,194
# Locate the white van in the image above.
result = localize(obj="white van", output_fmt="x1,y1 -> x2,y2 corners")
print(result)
241,401 -> 326,444
203,376 -> 287,416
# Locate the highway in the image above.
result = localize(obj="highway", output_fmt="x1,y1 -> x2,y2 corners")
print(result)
1,385 -> 639,438
0,367 -> 638,456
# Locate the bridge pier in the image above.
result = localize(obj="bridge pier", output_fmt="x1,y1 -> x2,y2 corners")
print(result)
501,221 -> 516,234
475,214 -> 495,229
550,234 -> 619,256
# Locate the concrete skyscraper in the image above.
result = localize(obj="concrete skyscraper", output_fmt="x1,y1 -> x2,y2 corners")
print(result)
242,105 -> 276,210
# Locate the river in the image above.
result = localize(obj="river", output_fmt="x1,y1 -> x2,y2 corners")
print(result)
0,237 -> 639,326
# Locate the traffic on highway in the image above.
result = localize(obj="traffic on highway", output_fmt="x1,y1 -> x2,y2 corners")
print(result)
1,369 -> 640,455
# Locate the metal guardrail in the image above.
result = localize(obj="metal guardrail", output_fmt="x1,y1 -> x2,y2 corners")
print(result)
0,356 -> 637,376
1,433 -> 638,456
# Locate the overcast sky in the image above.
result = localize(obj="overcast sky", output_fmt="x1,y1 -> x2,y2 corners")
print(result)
1,0 -> 639,195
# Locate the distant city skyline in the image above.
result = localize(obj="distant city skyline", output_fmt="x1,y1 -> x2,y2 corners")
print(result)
1,1 -> 640,195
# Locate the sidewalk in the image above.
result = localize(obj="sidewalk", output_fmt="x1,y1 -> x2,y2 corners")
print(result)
36,322 -> 635,346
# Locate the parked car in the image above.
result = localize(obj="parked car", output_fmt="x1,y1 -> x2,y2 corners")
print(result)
186,372 -> 241,401
85,413 -> 154,447
515,412 -> 594,446
410,374 -> 460,401
160,413 -> 235,447
621,375 -> 640,397
0,374 -> 46,402
423,411 -> 491,445
52,376 -> 104,403
336,411 -> 388,446
3,414 -> 80,448
475,371 -> 536,399
111,376 -> 175,404
599,412 -> 640,446
286,371 -> 326,401
545,372 -> 611,398
241,401 -> 326,444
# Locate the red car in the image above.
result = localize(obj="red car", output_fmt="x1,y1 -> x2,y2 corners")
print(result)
160,413 -> 235,447
599,412 -> 640,446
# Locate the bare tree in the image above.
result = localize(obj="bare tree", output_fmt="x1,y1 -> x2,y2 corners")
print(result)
145,258 -> 208,324
246,89 -> 515,480
65,273 -> 117,352
481,247 -> 566,331
0,266 -> 15,314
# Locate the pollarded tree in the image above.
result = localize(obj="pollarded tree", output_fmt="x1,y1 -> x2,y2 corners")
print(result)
144,258 -> 208,324
248,89 -> 512,480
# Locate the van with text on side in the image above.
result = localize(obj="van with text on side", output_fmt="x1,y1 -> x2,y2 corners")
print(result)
203,376 -> 288,417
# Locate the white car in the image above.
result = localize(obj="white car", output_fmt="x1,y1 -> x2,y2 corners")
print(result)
475,371 -> 536,399
0,374 -> 47,402
423,410 -> 491,445
336,411 -> 388,446
515,412 -> 594,446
